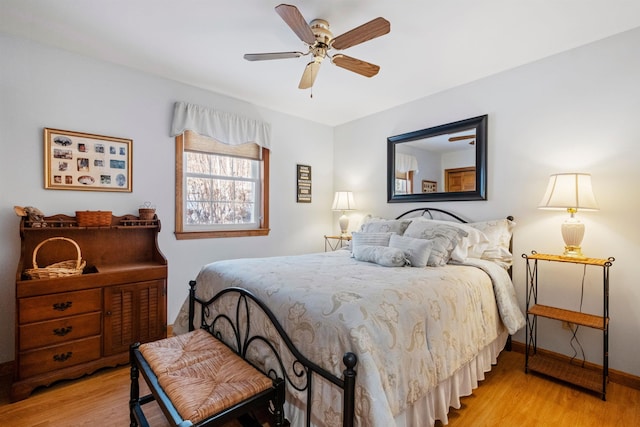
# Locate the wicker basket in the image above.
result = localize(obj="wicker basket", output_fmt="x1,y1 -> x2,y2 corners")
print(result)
24,237 -> 86,280
76,210 -> 112,227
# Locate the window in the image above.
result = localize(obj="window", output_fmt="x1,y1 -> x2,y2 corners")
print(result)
175,131 -> 270,239
395,170 -> 414,194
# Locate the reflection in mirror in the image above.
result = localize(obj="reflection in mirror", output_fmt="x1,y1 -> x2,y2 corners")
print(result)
388,115 -> 487,202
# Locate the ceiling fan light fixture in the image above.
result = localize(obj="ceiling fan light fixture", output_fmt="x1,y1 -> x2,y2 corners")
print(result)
311,46 -> 328,60
309,19 -> 333,45
245,4 -> 390,90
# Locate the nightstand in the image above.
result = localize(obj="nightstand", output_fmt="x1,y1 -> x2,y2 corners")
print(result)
324,235 -> 351,252
523,251 -> 614,400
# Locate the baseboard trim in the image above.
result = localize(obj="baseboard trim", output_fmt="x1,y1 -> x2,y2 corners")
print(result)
511,340 -> 640,391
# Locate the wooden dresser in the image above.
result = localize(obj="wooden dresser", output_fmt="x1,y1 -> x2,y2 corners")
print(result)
11,213 -> 167,401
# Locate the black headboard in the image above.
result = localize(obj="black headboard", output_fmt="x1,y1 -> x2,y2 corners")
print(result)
395,207 -> 514,225
395,207 -> 468,223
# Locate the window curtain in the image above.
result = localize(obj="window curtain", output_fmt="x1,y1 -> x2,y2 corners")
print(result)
395,153 -> 419,173
170,101 -> 271,148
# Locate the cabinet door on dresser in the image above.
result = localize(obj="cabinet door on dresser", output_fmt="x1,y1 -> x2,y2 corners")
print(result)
103,279 -> 167,355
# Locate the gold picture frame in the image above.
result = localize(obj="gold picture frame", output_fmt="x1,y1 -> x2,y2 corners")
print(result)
44,128 -> 132,192
422,180 -> 437,193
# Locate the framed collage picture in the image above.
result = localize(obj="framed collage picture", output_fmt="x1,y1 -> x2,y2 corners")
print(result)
422,180 -> 437,193
44,128 -> 132,192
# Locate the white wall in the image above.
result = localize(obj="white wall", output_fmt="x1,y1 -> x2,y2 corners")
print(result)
0,34 -> 335,364
334,28 -> 640,377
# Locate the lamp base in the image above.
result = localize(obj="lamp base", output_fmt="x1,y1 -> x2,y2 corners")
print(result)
562,245 -> 584,258
561,214 -> 585,258
338,213 -> 349,237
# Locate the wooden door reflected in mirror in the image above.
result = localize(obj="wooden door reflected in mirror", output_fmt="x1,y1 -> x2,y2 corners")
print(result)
445,167 -> 476,192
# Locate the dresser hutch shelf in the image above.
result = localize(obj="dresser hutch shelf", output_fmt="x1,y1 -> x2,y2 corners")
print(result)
523,251 -> 614,400
11,213 -> 167,401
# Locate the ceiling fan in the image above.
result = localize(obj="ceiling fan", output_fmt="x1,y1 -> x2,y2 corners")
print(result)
448,134 -> 476,145
244,4 -> 390,90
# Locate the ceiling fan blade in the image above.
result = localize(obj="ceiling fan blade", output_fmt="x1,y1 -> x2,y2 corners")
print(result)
448,134 -> 475,142
244,52 -> 304,61
331,17 -> 390,50
275,4 -> 316,45
332,54 -> 380,78
298,61 -> 321,89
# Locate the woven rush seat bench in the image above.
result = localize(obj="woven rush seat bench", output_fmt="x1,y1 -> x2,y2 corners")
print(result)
129,328 -> 287,427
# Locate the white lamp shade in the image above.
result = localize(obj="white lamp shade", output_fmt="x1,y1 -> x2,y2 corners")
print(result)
332,191 -> 356,211
538,173 -> 599,211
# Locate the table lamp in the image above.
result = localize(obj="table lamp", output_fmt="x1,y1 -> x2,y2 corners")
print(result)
332,191 -> 356,237
538,173 -> 599,257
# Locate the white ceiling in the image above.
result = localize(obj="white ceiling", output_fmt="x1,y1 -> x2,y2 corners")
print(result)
2,1 -> 640,126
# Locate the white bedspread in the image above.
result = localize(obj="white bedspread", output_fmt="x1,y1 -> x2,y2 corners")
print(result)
173,251 -> 524,427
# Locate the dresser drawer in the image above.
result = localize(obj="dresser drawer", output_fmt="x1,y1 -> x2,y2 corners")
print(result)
18,336 -> 101,379
19,289 -> 101,324
19,311 -> 102,351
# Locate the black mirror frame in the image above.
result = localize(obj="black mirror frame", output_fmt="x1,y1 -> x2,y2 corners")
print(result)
387,115 -> 488,203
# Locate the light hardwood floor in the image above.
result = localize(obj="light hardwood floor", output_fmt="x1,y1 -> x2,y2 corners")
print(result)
1,351 -> 638,426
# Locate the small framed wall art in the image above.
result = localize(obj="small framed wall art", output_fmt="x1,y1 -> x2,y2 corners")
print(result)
422,180 -> 437,193
44,128 -> 132,192
297,164 -> 311,203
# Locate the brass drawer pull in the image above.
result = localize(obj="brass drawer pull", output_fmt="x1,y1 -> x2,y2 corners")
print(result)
52,301 -> 73,311
53,352 -> 72,362
53,326 -> 73,336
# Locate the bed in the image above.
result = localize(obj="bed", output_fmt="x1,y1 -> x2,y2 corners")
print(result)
173,208 -> 525,426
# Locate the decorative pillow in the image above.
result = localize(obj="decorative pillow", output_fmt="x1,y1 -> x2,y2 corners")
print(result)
389,234 -> 433,268
359,217 -> 411,235
350,231 -> 394,254
352,245 -> 407,267
403,221 -> 468,266
467,218 -> 516,267
407,218 -> 490,262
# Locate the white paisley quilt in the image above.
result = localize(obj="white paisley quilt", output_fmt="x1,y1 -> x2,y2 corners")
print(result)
173,250 -> 524,427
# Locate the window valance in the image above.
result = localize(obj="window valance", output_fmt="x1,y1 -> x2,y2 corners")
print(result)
396,153 -> 419,173
170,101 -> 271,148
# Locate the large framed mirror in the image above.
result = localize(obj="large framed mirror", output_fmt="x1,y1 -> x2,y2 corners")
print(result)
387,115 -> 487,202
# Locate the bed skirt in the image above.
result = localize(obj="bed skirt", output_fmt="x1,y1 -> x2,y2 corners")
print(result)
281,329 -> 509,427
393,328 -> 509,426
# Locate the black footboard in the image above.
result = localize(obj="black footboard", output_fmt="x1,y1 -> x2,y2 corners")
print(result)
187,280 -> 358,427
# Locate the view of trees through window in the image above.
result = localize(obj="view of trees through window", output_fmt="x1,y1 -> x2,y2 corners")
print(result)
185,152 -> 258,225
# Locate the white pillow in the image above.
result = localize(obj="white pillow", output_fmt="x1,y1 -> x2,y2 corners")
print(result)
407,218 -> 490,262
350,231 -> 394,254
352,245 -> 407,267
359,217 -> 411,235
403,221 -> 468,267
389,234 -> 433,268
467,218 -> 516,267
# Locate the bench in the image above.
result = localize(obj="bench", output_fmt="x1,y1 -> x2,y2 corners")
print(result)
129,314 -> 287,426
130,280 -> 357,427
